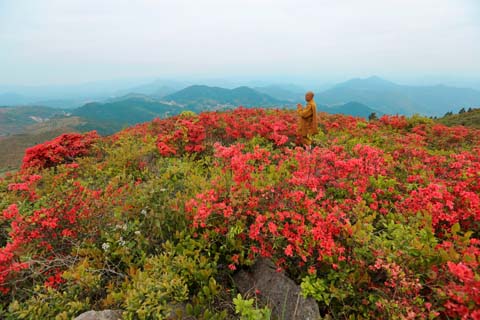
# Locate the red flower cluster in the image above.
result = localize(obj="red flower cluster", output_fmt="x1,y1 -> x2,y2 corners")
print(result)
7,174 -> 42,200
187,143 -> 382,268
22,131 -> 99,170
122,108 -> 297,157
0,180 -> 107,293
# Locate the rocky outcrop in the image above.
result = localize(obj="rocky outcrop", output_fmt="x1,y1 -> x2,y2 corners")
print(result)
74,306 -> 189,320
74,310 -> 123,320
234,258 -> 320,320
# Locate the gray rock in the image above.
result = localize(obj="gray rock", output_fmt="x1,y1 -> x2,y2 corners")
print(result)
74,310 -> 123,320
234,258 -> 320,320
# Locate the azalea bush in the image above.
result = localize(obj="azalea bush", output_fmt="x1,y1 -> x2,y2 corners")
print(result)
0,108 -> 479,319
21,131 -> 99,170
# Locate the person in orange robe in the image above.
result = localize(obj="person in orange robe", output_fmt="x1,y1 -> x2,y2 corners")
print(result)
297,91 -> 318,145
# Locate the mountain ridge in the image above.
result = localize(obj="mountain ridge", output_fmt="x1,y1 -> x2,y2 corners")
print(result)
319,101 -> 382,118
3,77 -> 480,117
318,76 -> 480,115
163,85 -> 283,109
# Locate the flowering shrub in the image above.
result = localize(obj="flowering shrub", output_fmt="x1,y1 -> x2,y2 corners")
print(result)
186,142 -> 351,269
0,178 -> 116,295
21,131 -> 99,170
1,108 -> 480,319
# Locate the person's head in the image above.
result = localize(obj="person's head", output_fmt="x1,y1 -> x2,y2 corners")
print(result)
305,91 -> 314,102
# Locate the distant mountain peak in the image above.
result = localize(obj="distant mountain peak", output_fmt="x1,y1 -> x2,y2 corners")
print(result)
188,84 -> 214,89
232,86 -> 258,92
336,76 -> 396,89
366,75 -> 388,81
107,93 -> 157,103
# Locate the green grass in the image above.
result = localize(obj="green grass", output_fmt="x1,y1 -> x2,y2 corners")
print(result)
437,108 -> 480,129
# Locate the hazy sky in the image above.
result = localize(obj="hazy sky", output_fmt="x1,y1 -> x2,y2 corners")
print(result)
1,0 -> 479,86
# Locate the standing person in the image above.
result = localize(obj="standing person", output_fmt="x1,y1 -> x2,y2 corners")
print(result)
297,91 -> 318,146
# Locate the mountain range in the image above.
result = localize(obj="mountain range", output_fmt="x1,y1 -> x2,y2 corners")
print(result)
1,86 -> 479,173
162,85 -> 283,109
2,76 -> 480,171
3,76 -> 480,117
5,75 -> 480,138
1,83 -> 383,137
3,76 -> 480,138
0,84 -> 379,172
318,76 -> 480,115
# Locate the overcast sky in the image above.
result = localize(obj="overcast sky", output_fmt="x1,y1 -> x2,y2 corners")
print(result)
1,0 -> 479,86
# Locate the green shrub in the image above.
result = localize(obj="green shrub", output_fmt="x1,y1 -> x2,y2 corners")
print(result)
111,234 -> 223,320
233,294 -> 271,320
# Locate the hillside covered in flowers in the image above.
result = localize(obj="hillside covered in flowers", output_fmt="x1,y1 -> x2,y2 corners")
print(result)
1,107 -> 479,319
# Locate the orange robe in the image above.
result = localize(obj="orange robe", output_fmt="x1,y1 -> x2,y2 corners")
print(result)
297,100 -> 318,144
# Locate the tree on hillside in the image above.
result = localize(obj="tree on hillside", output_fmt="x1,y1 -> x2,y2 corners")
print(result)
368,112 -> 378,121
459,107 -> 466,114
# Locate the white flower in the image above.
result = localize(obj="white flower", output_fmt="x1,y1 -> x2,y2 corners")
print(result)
102,243 -> 110,251
118,237 -> 126,246
134,230 -> 141,235
160,188 -> 167,192
141,209 -> 147,215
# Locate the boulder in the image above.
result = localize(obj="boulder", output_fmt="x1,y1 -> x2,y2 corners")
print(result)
234,258 -> 320,320
74,310 -> 123,320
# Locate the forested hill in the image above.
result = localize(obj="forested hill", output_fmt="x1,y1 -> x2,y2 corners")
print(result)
162,85 -> 283,108
437,107 -> 480,129
72,97 -> 180,125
